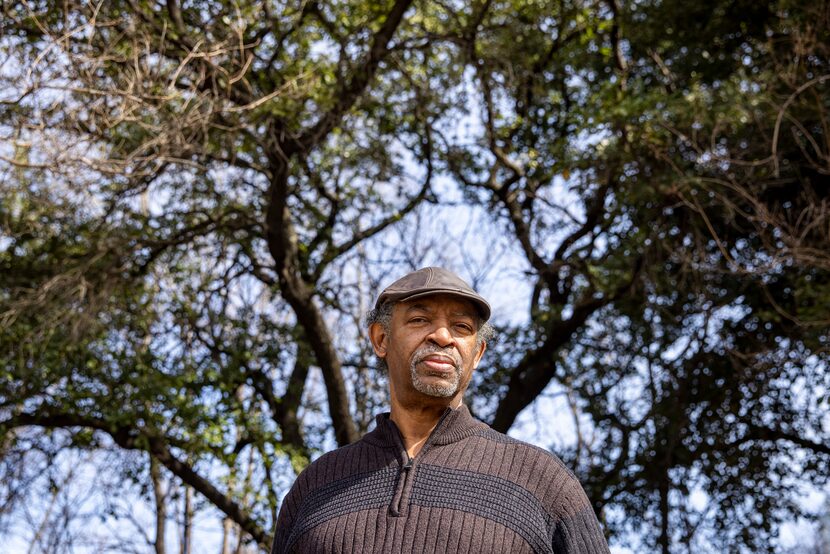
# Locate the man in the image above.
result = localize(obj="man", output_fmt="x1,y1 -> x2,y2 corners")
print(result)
271,267 -> 610,553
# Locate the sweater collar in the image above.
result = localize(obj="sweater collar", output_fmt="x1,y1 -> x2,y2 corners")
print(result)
363,403 -> 488,448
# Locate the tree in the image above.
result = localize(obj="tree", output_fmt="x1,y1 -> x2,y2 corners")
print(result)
1,0 -> 828,552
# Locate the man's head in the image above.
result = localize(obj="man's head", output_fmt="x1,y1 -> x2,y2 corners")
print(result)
367,267 -> 494,405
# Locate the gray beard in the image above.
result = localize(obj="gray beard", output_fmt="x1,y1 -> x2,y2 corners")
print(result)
409,344 -> 462,398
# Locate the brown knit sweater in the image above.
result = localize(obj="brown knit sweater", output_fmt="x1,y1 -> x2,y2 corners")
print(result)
271,405 -> 610,553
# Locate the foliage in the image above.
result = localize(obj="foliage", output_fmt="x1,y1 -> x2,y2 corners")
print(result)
1,0 -> 828,552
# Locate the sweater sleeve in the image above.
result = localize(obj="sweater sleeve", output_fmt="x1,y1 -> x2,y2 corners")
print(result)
270,490 -> 295,554
549,478 -> 611,554
551,505 -> 611,553
270,469 -> 309,554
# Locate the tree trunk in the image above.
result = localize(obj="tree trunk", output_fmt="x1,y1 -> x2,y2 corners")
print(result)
181,486 -> 193,554
150,456 -> 167,554
220,518 -> 233,554
659,471 -> 670,554
264,161 -> 358,446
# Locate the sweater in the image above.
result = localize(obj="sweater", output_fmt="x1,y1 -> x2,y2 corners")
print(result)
271,405 -> 610,553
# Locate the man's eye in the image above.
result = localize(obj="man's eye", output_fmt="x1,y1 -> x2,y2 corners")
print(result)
455,323 -> 474,333
409,317 -> 427,324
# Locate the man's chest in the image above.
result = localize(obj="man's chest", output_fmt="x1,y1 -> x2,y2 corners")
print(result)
286,464 -> 552,554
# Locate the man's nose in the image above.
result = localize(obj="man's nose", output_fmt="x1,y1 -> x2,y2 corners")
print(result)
426,324 -> 455,347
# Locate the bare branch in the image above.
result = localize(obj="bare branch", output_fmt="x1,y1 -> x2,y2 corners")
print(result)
773,74 -> 830,176
3,412 -> 272,549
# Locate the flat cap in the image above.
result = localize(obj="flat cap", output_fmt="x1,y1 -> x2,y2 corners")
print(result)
374,267 -> 491,321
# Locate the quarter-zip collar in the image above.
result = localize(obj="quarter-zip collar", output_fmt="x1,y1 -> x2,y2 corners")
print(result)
386,408 -> 451,517
390,406 -> 453,463
362,404 -> 489,518
363,403 -> 487,452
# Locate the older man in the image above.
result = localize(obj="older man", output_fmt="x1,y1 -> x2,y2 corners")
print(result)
271,267 -> 610,553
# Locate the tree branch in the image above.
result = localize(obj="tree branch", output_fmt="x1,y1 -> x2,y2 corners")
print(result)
2,411 -> 272,549
491,257 -> 643,432
296,0 -> 414,152
314,142 -> 434,280
249,361 -> 310,460
747,424 -> 830,456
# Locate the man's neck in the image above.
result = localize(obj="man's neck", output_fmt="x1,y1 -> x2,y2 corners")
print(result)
389,398 -> 461,459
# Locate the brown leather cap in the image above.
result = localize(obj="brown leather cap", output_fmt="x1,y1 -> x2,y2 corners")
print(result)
374,267 -> 491,321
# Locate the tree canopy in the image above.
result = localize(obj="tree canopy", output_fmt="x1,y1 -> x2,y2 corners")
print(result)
1,0 -> 829,552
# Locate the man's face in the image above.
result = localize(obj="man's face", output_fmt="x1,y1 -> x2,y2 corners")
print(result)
369,294 -> 486,406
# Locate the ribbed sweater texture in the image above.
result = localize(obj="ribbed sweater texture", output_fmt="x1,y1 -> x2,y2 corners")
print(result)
271,405 -> 610,553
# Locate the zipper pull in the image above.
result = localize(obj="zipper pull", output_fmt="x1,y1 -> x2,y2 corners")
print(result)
390,456 -> 415,517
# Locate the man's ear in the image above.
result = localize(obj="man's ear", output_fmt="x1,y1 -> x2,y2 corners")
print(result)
472,340 -> 487,369
369,323 -> 388,359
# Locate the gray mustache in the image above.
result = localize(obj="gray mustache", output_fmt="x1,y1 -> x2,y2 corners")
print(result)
411,344 -> 462,368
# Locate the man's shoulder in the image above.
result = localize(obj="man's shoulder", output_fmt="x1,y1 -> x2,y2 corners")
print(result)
471,425 -> 575,472
292,435 -> 385,488
298,437 -> 361,469
463,425 -> 588,504
476,427 -> 599,521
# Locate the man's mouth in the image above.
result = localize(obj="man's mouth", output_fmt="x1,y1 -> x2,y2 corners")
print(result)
416,354 -> 458,373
